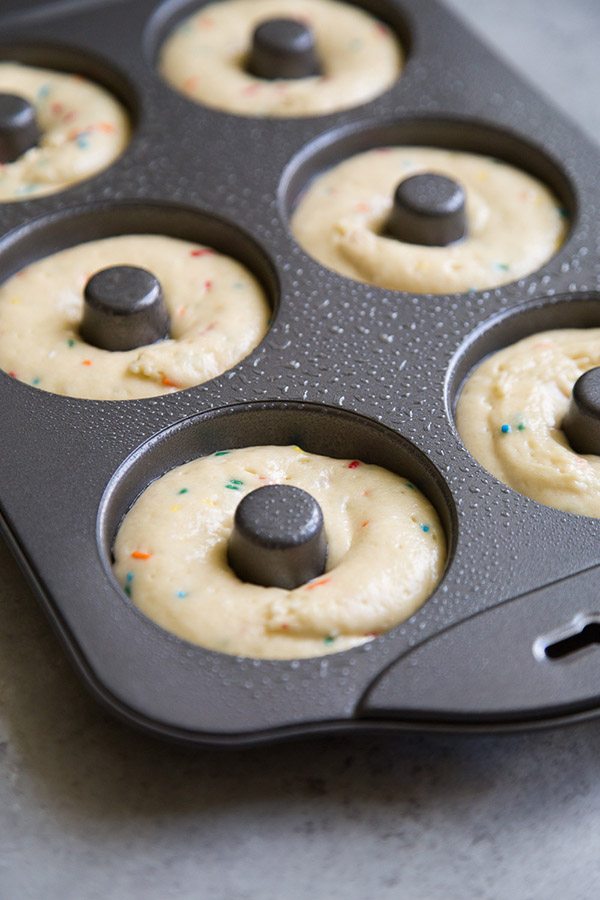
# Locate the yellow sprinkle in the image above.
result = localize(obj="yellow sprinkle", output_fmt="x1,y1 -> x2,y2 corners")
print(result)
170,504 -> 181,512
201,497 -> 218,507
10,297 -> 21,305
292,445 -> 304,454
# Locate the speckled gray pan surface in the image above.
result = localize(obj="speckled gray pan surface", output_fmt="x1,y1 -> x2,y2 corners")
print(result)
1,0 -> 600,746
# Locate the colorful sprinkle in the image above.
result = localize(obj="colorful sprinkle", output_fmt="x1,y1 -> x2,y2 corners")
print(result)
7,371 -> 16,378
82,359 -> 93,366
131,550 -> 152,560
67,338 -> 76,347
126,572 -> 134,583
517,422 -> 526,431
190,248 -> 214,258
558,207 -> 570,219
307,577 -> 332,590
178,488 -> 189,494
323,635 -> 336,645
494,262 -> 510,272
31,377 -> 41,385
405,481 -> 415,490
420,524 -> 430,533
161,375 -> 180,388
348,460 -> 361,469
214,450 -> 230,457
37,84 -> 51,100
176,590 -> 188,599
500,423 -> 511,434
225,478 -> 244,491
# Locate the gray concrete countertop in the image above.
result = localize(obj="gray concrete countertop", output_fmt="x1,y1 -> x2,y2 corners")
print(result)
2,2 -> 600,898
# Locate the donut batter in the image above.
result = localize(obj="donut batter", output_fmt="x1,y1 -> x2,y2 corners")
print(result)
456,328 -> 600,517
159,0 -> 402,118
0,62 -> 129,201
291,147 -> 567,294
113,445 -> 446,659
0,234 -> 270,400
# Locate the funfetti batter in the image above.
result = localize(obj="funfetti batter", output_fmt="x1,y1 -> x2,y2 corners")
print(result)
291,147 -> 567,294
0,62 -> 129,201
159,0 -> 402,117
0,234 -> 270,400
457,328 -> 600,517
113,445 -> 446,659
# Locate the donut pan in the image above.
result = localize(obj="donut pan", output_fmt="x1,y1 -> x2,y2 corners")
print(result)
2,0 -> 600,747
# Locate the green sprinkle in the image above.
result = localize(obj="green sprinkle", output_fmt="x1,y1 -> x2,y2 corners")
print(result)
31,377 -> 41,385
323,635 -> 336,645
225,478 -> 244,491
67,338 -> 76,347
494,262 -> 510,272
232,282 -> 245,290
500,423 -> 511,434
37,84 -> 51,100
405,481 -> 415,490
517,422 -> 526,431
558,207 -> 570,219
178,488 -> 189,495
230,479 -> 243,485
124,585 -> 131,597
420,524 -> 430,533
214,450 -> 230,456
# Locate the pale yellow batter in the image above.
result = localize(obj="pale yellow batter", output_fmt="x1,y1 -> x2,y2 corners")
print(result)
159,0 -> 402,117
457,328 -> 600,517
113,445 -> 446,659
0,62 -> 129,201
0,235 -> 270,400
291,147 -> 567,294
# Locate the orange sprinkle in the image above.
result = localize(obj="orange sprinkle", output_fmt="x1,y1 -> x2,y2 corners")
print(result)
355,202 -> 370,213
7,370 -> 16,378
162,375 -> 180,388
361,520 -> 369,528
183,76 -> 199,92
306,577 -> 332,591
177,305 -> 187,317
96,122 -> 115,134
131,551 -> 152,560
82,359 -> 93,366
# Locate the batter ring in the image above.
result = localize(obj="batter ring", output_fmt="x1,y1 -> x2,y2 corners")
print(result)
0,62 -> 129,202
159,0 -> 403,118
113,445 -> 446,659
0,234 -> 270,400
291,146 -> 567,294
456,328 -> 600,517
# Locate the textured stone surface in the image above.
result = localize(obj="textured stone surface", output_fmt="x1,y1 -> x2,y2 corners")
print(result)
2,1 -> 600,898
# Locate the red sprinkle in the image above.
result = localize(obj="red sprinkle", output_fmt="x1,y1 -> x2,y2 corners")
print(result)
307,577 -> 332,591
348,460 -> 360,469
51,101 -> 64,115
7,370 -> 17,378
203,279 -> 213,292
131,551 -> 152,560
190,248 -> 214,258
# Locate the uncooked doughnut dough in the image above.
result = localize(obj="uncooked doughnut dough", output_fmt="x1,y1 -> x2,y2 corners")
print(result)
291,147 -> 567,293
456,328 -> 600,517
0,62 -> 129,201
0,234 -> 270,400
159,0 -> 402,117
113,445 -> 446,659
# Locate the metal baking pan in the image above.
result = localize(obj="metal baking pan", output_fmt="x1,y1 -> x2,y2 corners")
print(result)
1,0 -> 600,746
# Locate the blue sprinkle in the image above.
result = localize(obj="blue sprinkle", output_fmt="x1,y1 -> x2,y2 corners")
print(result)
176,590 -> 188,599
37,84 -> 51,100
126,572 -> 134,583
76,135 -> 90,149
421,524 -> 430,533
500,423 -> 511,434
31,376 -> 41,385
